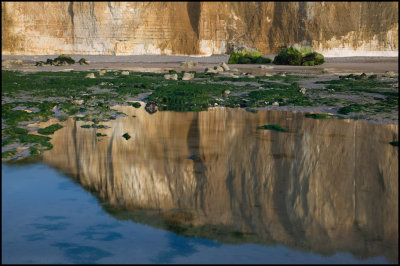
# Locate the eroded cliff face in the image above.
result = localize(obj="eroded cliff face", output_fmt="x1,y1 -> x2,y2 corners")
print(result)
2,2 -> 398,56
41,106 -> 398,262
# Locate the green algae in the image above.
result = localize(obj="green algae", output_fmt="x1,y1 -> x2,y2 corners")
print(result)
257,124 -> 288,132
37,124 -> 63,135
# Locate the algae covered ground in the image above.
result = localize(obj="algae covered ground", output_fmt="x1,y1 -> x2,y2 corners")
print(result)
2,67 -> 398,162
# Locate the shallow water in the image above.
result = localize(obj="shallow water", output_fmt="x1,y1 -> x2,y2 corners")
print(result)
2,107 -> 398,264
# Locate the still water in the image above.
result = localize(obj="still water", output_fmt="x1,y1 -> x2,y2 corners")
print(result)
2,106 -> 398,264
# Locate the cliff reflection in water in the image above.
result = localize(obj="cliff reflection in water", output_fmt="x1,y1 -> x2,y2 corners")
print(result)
43,105 -> 398,262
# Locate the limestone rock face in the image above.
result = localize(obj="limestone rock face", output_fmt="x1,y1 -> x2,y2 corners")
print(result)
42,106 -> 398,262
2,2 -> 397,56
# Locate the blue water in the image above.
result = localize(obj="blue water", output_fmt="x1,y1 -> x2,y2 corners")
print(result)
2,163 -> 391,264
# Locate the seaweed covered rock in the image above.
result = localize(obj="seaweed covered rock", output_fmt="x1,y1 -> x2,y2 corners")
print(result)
228,48 -> 271,64
35,54 -> 75,66
273,47 -> 302,65
301,52 -> 325,66
78,58 -> 89,65
273,47 -> 325,66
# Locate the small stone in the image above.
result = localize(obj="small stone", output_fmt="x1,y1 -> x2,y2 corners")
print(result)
98,70 -> 106,76
121,71 -> 129,75
214,66 -> 224,72
220,62 -> 230,71
214,103 -> 219,106
383,71 -> 395,77
265,73 -> 272,77
85,73 -> 95,79
232,68 -> 239,72
299,88 -> 307,94
272,101 -> 279,106
205,67 -> 218,74
223,90 -> 230,95
72,99 -> 84,105
182,72 -> 195,80
247,75 -> 255,78
280,73 -> 286,77
164,73 -> 178,80
260,65 -> 273,69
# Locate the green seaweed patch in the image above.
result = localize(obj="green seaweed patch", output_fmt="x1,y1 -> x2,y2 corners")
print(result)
80,125 -> 92,128
37,124 -> 63,135
273,47 -> 324,66
389,141 -> 398,146
122,133 -> 131,140
96,133 -> 107,137
129,102 -> 141,108
228,48 -> 271,64
257,124 -> 288,132
2,150 -> 17,159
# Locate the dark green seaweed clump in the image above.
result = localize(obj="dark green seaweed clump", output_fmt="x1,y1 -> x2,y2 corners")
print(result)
129,102 -> 141,108
122,133 -> 131,140
36,54 -> 76,66
273,47 -> 324,66
389,141 -> 398,146
257,124 -> 288,132
228,48 -> 271,64
78,58 -> 89,65
37,124 -> 63,135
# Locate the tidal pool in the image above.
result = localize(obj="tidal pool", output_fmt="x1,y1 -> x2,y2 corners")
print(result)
2,106 -> 398,264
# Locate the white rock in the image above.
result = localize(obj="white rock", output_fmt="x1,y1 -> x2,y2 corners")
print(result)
220,62 -> 230,71
223,90 -> 230,95
299,88 -> 307,94
164,73 -> 178,80
383,71 -> 395,77
72,99 -> 84,105
121,71 -> 129,75
272,101 -> 279,106
247,75 -> 256,78
182,72 -> 195,80
232,68 -> 239,72
85,73 -> 95,79
98,70 -> 106,76
214,66 -> 224,72
205,67 -> 218,74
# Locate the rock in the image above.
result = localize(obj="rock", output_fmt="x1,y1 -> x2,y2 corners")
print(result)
145,102 -> 158,114
230,74 -> 240,78
85,73 -> 95,79
121,71 -> 129,75
247,75 -> 255,78
383,71 -> 395,77
72,99 -> 84,105
180,61 -> 198,68
220,62 -> 230,71
78,58 -> 89,65
214,66 -> 224,72
272,101 -> 279,106
260,65 -> 273,69
98,70 -> 106,76
164,73 -> 178,80
182,72 -> 195,80
214,103 -> 219,106
114,72 -> 119,76
299,88 -> 307,94
223,90 -> 230,95
232,68 -> 239,72
205,67 -> 218,74
280,73 -> 286,77
265,73 -> 272,76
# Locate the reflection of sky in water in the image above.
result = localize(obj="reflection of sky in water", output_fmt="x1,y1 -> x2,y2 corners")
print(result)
2,163 -> 391,264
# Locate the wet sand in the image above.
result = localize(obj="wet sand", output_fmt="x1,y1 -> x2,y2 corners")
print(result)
2,55 -> 398,75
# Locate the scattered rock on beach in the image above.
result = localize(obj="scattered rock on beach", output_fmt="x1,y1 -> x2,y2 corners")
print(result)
220,62 -> 230,71
85,73 -> 95,79
383,71 -> 395,77
164,73 -> 178,80
299,88 -> 307,94
121,71 -> 129,75
182,72 -> 195,80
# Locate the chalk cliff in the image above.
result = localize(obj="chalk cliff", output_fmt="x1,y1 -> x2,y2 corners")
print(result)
2,2 -> 398,56
42,106 -> 398,262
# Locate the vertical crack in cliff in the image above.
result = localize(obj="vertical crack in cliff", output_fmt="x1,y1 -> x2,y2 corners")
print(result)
187,2 -> 201,54
187,113 -> 207,214
68,2 -> 75,46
